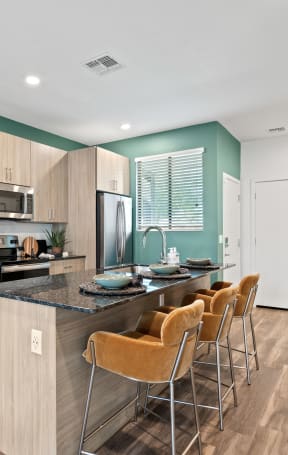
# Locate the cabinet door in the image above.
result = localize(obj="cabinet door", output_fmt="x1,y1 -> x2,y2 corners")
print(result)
0,133 -> 9,183
7,134 -> 31,186
31,142 -> 67,223
49,258 -> 85,275
50,149 -> 68,222
96,147 -> 116,193
96,147 -> 130,195
67,147 -> 96,270
31,142 -> 53,222
114,153 -> 130,196
0,132 -> 31,186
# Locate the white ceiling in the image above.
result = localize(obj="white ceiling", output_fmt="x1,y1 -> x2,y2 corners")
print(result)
1,0 -> 288,145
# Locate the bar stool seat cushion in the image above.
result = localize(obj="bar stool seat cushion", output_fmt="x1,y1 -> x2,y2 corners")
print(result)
83,301 -> 204,383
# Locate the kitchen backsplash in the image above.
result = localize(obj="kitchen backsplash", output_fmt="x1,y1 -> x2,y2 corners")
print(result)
0,220 -> 52,245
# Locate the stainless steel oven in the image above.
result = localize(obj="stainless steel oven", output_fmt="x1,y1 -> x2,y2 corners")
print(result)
0,235 -> 50,282
0,182 -> 33,219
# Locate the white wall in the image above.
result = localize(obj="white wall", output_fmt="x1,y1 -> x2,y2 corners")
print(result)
241,135 -> 288,274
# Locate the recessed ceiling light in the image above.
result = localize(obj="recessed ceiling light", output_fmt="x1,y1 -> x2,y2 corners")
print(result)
25,75 -> 40,86
120,123 -> 131,130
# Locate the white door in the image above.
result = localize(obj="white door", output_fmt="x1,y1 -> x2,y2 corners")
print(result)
223,173 -> 240,284
255,179 -> 288,309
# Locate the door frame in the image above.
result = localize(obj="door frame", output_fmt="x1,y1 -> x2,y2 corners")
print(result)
222,172 -> 240,263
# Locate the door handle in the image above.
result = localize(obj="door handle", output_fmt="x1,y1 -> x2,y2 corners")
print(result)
116,201 -> 122,263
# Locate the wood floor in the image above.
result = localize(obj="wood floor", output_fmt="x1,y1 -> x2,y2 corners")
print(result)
95,307 -> 288,454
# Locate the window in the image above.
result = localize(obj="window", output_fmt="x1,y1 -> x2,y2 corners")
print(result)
136,148 -> 204,231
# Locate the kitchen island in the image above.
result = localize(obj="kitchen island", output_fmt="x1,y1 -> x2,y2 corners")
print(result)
0,267 -> 218,455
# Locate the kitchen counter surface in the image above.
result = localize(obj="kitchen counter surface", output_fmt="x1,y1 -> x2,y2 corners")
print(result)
50,254 -> 86,261
0,266 -> 218,314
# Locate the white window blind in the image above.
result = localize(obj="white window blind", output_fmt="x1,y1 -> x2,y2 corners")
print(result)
136,148 -> 204,231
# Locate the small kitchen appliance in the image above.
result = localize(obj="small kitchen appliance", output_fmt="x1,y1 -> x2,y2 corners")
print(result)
0,182 -> 33,219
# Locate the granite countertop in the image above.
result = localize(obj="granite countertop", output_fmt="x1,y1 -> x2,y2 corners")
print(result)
50,255 -> 86,261
0,268 -> 210,314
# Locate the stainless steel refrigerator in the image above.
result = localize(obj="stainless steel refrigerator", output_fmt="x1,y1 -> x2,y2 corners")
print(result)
96,191 -> 133,270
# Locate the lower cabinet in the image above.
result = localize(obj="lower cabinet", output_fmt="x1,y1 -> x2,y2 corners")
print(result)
49,258 -> 85,275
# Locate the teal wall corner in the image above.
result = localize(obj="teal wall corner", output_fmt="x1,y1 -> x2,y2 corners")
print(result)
0,115 -> 87,151
102,121 -> 235,265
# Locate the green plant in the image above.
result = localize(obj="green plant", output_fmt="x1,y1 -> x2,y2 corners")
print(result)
44,229 -> 68,249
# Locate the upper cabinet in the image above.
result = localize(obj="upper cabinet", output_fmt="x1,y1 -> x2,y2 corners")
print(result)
96,147 -> 130,195
0,132 -> 31,186
31,142 -> 68,223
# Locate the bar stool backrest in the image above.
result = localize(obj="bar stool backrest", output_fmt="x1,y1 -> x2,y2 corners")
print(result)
235,273 -> 260,316
211,287 -> 237,342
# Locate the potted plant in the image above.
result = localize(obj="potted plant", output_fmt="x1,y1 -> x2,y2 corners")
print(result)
44,228 -> 68,256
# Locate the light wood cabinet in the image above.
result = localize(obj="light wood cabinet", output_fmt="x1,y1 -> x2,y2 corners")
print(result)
0,132 -> 31,186
67,147 -> 96,270
31,142 -> 68,222
49,257 -> 85,275
96,146 -> 130,195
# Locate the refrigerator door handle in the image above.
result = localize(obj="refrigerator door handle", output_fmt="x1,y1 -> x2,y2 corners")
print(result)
121,201 -> 126,262
116,201 -> 122,263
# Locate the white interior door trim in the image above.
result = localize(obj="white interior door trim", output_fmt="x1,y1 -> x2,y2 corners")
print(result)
222,172 -> 240,284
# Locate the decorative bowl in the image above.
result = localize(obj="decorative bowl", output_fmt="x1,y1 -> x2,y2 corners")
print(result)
93,274 -> 132,289
149,264 -> 180,275
186,258 -> 212,266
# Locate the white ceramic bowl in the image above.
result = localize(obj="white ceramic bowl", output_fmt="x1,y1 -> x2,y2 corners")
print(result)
149,264 -> 180,275
93,274 -> 132,289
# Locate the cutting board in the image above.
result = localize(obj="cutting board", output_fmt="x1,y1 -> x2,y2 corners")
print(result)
23,236 -> 38,257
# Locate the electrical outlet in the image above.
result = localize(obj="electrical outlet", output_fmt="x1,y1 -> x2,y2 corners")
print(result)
31,329 -> 42,355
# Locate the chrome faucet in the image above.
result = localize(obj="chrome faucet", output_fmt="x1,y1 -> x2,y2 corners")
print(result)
142,225 -> 167,263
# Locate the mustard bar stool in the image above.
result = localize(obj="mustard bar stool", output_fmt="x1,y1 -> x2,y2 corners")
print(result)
158,287 -> 238,431
195,273 -> 260,384
79,300 -> 204,455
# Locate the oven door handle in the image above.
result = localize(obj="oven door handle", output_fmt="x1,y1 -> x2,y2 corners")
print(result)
1,263 -> 50,273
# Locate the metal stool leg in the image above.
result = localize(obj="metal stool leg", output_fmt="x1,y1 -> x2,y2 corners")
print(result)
134,382 -> 141,422
227,336 -> 237,407
215,341 -> 224,431
78,362 -> 96,455
250,313 -> 260,370
242,316 -> 251,385
189,366 -> 202,455
169,380 -> 176,455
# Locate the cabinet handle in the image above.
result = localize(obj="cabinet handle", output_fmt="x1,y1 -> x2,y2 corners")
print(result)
111,179 -> 117,192
9,168 -> 12,182
64,266 -> 73,270
48,208 -> 51,220
5,168 -> 8,181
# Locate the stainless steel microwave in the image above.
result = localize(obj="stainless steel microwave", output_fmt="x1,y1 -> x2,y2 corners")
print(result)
0,182 -> 33,219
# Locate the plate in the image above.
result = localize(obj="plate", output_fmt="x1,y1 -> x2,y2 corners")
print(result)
93,273 -> 132,289
149,264 -> 180,275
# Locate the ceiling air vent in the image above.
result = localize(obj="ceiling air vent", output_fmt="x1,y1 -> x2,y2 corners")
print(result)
84,54 -> 122,75
268,126 -> 286,133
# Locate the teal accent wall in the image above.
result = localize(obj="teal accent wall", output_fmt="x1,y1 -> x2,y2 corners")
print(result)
0,116 -> 86,151
102,121 -> 240,265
